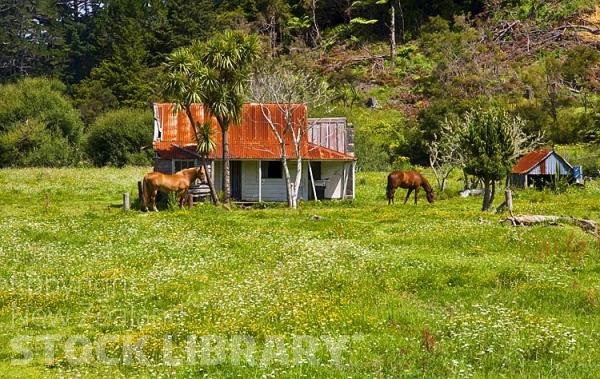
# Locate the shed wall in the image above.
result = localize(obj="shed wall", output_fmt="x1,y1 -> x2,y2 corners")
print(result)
528,154 -> 572,175
241,161 -> 303,202
509,174 -> 526,188
154,159 -> 173,174
309,118 -> 346,153
167,158 -> 354,202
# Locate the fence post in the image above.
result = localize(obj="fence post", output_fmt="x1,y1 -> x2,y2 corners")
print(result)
123,192 -> 130,210
187,194 -> 194,209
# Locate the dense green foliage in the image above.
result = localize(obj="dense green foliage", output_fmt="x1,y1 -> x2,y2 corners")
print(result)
0,0 -> 598,173
0,78 -> 83,167
1,167 -> 599,377
85,109 -> 154,167
456,109 -> 531,210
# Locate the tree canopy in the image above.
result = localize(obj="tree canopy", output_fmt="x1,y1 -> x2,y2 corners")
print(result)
0,0 -> 597,173
443,108 -> 543,210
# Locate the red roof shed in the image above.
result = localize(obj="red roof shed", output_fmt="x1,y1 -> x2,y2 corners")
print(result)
509,149 -> 574,188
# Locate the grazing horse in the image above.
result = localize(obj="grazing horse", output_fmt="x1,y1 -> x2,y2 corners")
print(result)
142,167 -> 207,211
386,170 -> 435,205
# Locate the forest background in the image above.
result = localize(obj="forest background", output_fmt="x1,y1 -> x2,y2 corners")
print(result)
0,0 -> 599,173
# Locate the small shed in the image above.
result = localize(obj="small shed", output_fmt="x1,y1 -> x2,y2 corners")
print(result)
509,149 -> 574,188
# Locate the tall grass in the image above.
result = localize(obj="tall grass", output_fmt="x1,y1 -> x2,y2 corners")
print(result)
0,167 -> 599,378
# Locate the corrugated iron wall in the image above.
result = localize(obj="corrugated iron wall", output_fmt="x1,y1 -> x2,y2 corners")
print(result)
528,154 -> 571,175
308,118 -> 349,154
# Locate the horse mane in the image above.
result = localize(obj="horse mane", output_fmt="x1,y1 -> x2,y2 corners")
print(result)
176,167 -> 202,181
419,173 -> 433,194
176,167 -> 196,175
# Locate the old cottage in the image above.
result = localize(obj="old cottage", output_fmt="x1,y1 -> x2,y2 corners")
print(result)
151,103 -> 356,202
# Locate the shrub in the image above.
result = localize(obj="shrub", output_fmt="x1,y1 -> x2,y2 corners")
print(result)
0,78 -> 84,167
85,108 -> 154,167
0,120 -> 83,167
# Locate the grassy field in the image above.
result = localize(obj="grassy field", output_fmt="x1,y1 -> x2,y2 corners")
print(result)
1,166 -> 600,378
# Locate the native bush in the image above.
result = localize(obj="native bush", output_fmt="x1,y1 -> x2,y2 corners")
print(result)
0,120 -> 83,167
0,78 -> 84,167
442,107 -> 542,210
85,108 -> 153,167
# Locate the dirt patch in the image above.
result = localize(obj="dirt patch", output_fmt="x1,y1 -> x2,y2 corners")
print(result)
578,6 -> 600,42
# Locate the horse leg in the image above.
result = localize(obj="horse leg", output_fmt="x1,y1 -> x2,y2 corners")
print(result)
388,188 -> 395,205
404,189 -> 413,204
151,190 -> 158,212
141,179 -> 148,212
177,190 -> 186,208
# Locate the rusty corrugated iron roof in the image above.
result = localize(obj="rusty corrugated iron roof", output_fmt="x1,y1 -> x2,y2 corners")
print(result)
154,103 -> 203,144
153,142 -> 200,160
511,149 -> 552,174
152,103 -> 355,161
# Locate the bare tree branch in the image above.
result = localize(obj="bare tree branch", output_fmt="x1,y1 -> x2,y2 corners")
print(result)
249,62 -> 331,208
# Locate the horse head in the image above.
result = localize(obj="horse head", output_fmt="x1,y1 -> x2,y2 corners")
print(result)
426,190 -> 435,203
196,166 -> 207,183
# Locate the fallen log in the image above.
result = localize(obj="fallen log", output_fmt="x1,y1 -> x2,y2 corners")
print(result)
500,214 -> 598,236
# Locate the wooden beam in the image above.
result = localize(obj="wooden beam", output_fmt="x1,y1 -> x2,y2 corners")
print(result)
341,163 -> 348,200
258,160 -> 262,203
308,161 -> 318,202
123,192 -> 130,210
501,214 -> 598,236
351,161 -> 356,199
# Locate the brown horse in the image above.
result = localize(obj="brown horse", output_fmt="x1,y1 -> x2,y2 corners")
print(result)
386,170 -> 435,205
142,167 -> 207,211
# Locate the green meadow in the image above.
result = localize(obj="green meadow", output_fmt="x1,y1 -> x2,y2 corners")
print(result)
1,167 -> 600,378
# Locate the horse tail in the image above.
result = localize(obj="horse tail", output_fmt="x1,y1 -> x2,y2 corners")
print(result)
386,174 -> 394,203
141,175 -> 149,210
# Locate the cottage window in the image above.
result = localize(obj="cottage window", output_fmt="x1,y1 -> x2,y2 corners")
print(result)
261,161 -> 282,179
174,160 -> 196,172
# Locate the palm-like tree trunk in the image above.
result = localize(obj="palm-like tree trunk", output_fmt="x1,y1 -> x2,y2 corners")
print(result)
200,156 -> 219,205
184,107 -> 219,205
221,124 -> 231,203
